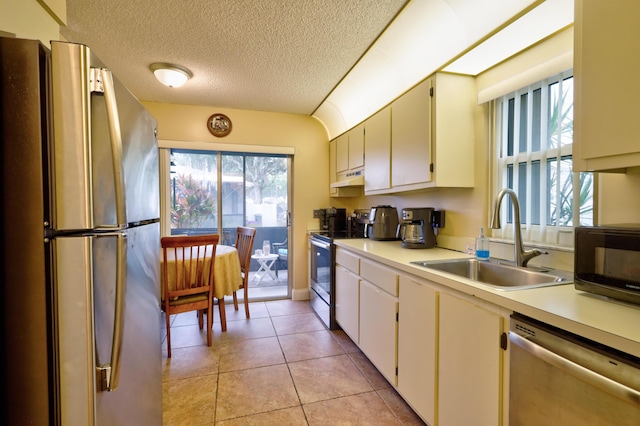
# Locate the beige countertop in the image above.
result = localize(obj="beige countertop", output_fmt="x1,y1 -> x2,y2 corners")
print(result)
334,239 -> 640,358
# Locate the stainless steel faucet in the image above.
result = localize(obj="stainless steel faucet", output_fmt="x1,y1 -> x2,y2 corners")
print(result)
490,188 -> 545,267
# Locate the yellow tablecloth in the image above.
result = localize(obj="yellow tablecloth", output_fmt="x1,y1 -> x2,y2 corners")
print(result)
161,244 -> 243,300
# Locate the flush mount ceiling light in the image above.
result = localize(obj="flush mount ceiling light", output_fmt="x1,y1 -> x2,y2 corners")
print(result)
150,63 -> 192,87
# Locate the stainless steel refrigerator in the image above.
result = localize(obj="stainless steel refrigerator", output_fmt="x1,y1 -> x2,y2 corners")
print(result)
1,37 -> 162,424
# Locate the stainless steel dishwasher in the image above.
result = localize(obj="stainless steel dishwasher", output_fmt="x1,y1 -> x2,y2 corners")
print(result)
509,314 -> 640,425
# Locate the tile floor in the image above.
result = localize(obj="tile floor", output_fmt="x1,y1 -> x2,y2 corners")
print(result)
162,299 -> 427,425
246,269 -> 289,300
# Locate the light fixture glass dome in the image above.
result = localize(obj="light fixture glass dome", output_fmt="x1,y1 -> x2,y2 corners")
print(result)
150,63 -> 192,88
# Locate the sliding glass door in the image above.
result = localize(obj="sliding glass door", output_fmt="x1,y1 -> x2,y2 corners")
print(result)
168,149 -> 290,300
170,150 -> 218,233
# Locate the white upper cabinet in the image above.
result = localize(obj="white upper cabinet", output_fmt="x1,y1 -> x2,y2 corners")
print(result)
329,138 -> 338,196
336,124 -> 365,175
336,133 -> 349,173
392,78 -> 433,188
364,106 -> 392,192
430,73 -> 476,188
329,122 -> 365,197
348,123 -> 365,170
574,0 -> 640,171
364,73 -> 475,195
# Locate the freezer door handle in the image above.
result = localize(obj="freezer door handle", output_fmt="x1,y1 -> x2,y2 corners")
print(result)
91,67 -> 127,227
97,232 -> 127,391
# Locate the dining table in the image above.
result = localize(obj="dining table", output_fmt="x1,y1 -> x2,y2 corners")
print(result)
161,244 -> 243,332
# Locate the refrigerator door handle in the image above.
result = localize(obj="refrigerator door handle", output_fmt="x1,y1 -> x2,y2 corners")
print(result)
97,232 -> 127,392
91,67 -> 127,227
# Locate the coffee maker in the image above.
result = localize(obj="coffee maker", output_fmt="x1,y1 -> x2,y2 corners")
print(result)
314,207 -> 347,233
365,205 -> 399,240
347,209 -> 370,238
397,207 -> 444,249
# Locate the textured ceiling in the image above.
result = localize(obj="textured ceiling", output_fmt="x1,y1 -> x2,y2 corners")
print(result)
61,0 -> 408,115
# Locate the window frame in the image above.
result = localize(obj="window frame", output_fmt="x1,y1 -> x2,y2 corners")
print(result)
492,69 -> 593,249
158,140 -> 293,238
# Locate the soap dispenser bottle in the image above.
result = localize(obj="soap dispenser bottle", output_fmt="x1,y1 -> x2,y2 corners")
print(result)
476,228 -> 490,260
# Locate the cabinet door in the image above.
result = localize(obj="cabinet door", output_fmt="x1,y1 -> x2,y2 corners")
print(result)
438,292 -> 502,426
329,139 -> 337,196
364,106 -> 391,192
431,73 -> 475,188
359,279 -> 398,386
391,78 -> 432,187
336,133 -> 349,173
335,265 -> 359,343
349,123 -> 365,169
397,275 -> 437,426
574,0 -> 640,171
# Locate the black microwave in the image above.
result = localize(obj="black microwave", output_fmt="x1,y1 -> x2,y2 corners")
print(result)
575,225 -> 640,305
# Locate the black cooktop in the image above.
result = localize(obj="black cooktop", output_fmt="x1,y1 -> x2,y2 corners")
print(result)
310,230 -> 364,243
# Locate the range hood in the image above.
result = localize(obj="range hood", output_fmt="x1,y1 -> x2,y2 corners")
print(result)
331,171 -> 364,188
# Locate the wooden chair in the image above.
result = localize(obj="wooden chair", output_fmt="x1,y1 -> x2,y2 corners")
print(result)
161,234 -> 219,357
233,227 -> 256,318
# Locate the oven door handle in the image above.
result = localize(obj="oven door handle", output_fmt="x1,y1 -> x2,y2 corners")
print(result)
508,331 -> 640,406
310,238 -> 331,251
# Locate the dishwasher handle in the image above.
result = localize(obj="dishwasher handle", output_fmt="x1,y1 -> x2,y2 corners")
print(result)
508,331 -> 640,406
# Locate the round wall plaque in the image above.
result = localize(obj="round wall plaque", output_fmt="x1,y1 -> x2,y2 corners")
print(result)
207,113 -> 232,137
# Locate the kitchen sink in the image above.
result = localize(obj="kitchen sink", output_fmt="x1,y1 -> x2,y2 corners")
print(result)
410,258 -> 572,291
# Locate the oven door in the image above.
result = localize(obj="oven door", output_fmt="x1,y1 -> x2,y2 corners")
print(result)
309,236 -> 336,329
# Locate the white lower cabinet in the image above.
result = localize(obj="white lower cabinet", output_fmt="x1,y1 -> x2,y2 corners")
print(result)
334,248 -> 507,426
335,250 -> 398,385
438,292 -> 503,426
397,275 -> 437,426
359,279 -> 398,385
335,264 -> 359,343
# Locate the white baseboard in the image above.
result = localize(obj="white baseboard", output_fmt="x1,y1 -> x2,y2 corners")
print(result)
292,287 -> 310,301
